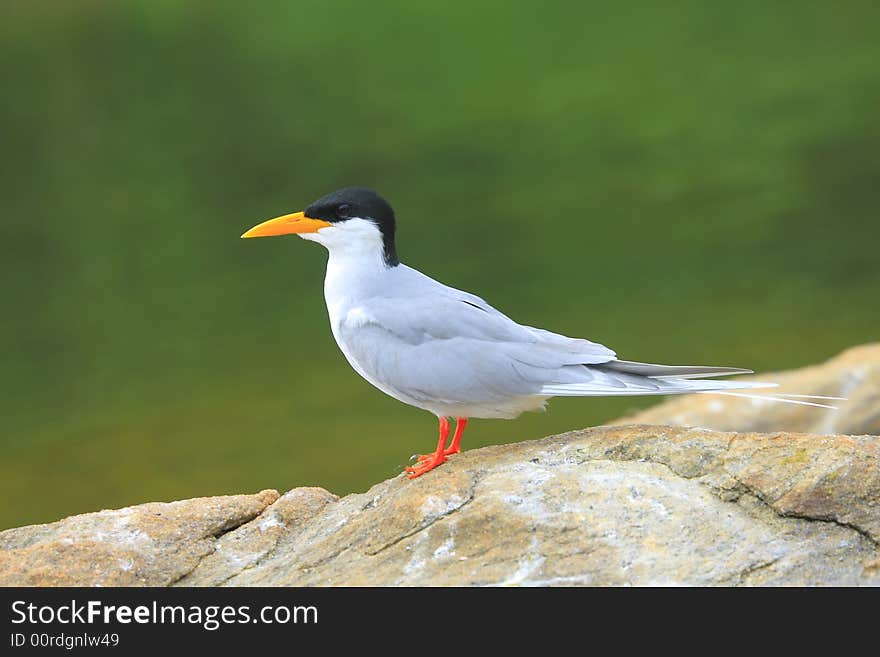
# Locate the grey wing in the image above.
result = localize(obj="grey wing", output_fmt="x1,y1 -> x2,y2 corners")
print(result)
600,359 -> 752,379
338,293 -> 617,405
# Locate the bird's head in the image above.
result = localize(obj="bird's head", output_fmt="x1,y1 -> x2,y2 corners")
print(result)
241,187 -> 399,266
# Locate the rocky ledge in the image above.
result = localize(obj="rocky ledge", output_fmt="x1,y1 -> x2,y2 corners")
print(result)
2,344 -> 878,586
1,424 -> 878,586
620,343 -> 880,435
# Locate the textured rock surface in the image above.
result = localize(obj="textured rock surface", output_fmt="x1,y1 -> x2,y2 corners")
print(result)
618,343 -> 880,435
0,490 -> 279,586
177,487 -> 337,586
2,426 -> 878,586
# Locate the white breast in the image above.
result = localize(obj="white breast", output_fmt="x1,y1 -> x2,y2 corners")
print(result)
322,245 -> 409,403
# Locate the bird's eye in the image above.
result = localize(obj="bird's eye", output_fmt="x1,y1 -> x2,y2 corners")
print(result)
337,203 -> 352,218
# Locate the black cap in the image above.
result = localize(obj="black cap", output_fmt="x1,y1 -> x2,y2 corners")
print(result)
304,187 -> 399,266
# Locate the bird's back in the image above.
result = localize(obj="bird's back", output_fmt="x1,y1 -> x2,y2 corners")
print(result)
325,261 -> 623,417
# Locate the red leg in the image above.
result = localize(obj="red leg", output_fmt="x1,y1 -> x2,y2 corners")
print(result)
406,417 -> 450,479
445,417 -> 468,455
417,416 -> 467,461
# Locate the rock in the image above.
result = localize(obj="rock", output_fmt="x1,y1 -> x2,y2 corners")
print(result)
176,487 -> 337,586
617,343 -> 880,435
2,426 -> 878,586
0,490 -> 279,586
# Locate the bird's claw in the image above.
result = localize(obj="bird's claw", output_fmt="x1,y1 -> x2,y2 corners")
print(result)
405,454 -> 447,478
415,446 -> 460,463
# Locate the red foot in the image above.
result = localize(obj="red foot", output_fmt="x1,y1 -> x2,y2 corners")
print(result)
415,418 -> 468,462
416,445 -> 459,462
406,453 -> 448,478
416,448 -> 454,462
407,417 -> 468,479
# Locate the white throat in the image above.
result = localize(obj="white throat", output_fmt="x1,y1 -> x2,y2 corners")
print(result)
301,217 -> 394,313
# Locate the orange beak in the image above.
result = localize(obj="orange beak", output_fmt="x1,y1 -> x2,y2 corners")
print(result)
240,211 -> 332,238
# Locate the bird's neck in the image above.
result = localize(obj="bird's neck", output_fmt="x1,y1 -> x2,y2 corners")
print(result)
324,248 -> 395,309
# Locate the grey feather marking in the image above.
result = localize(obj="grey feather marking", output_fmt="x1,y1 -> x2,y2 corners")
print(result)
600,359 -> 753,379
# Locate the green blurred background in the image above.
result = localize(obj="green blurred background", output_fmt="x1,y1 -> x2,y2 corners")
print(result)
2,1 -> 878,529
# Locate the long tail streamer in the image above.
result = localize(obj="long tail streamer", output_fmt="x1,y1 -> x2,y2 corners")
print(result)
697,390 -> 844,410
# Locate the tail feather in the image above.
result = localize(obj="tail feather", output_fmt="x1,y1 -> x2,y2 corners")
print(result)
539,378 -> 777,397
764,393 -> 847,401
601,360 -> 753,379
538,359 -> 847,412
697,390 -> 840,410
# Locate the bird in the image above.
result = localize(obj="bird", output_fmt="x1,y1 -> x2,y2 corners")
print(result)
241,187 -> 841,478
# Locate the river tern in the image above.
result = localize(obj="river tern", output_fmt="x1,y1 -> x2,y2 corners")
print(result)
242,188 -> 840,478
